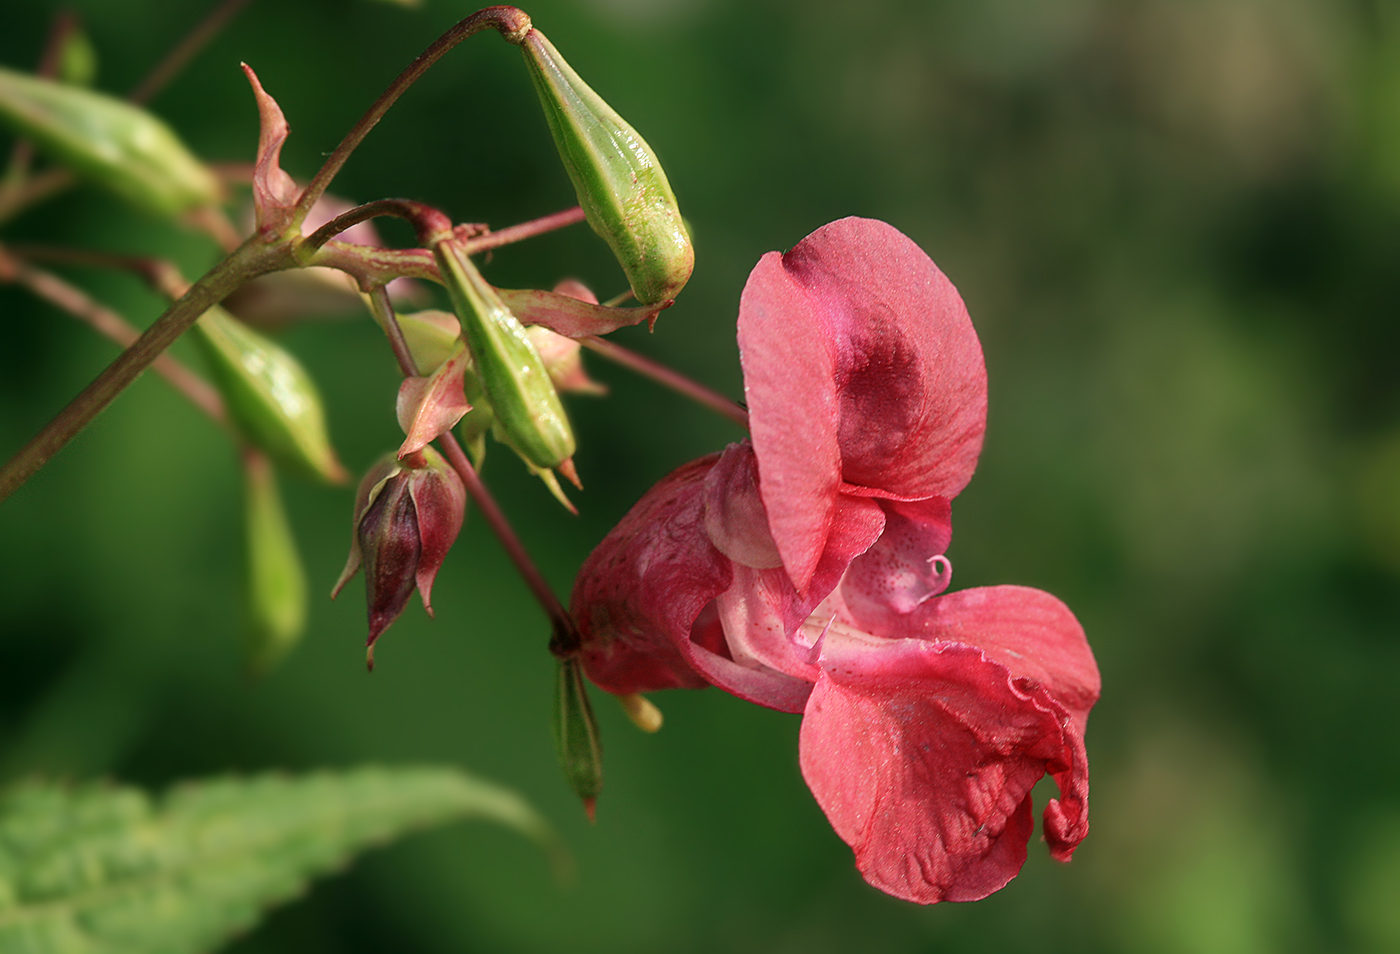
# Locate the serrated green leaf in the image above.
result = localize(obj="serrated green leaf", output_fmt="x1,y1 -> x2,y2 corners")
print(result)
0,766 -> 561,954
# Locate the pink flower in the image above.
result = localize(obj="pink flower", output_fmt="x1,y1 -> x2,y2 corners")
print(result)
570,217 -> 1100,904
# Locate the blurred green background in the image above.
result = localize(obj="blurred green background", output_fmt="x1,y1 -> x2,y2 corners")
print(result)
3,0 -> 1399,951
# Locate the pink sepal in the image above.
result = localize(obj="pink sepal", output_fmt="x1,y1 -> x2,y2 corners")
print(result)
240,64 -> 299,236
499,288 -> 670,338
396,345 -> 473,458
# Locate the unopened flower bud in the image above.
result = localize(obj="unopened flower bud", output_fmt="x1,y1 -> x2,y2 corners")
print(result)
193,306 -> 347,484
0,66 -> 220,218
517,29 -> 693,305
432,238 -> 577,478
242,452 -> 307,677
554,655 -> 603,820
331,448 -> 466,668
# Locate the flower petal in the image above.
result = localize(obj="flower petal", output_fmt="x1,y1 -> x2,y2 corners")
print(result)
875,585 -> 1101,732
739,219 -> 987,584
572,455 -> 730,695
702,442 -> 783,569
800,625 -> 1079,904
840,496 -> 954,629
706,451 -> 886,698
885,585 -> 1099,860
736,246 -> 841,590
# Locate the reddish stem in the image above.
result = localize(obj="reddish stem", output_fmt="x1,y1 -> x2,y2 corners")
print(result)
0,250 -> 227,427
364,285 -> 420,378
292,6 -> 534,229
465,206 -> 587,253
128,0 -> 258,105
580,335 -> 749,429
437,432 -> 581,654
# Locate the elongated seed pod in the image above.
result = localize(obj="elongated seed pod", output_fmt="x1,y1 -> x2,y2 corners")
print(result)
193,307 -> 347,485
518,30 -> 692,306
0,66 -> 220,217
432,239 -> 576,472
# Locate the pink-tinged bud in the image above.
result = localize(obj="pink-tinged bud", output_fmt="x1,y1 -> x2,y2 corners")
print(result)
526,327 -> 606,396
521,280 -> 607,397
242,64 -> 298,237
331,448 -> 466,668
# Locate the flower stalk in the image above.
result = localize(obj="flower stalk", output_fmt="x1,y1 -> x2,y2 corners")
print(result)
0,247 -> 226,427
0,233 -> 297,504
291,5 -> 534,231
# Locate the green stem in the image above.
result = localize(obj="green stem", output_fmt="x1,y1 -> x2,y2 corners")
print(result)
0,236 -> 294,504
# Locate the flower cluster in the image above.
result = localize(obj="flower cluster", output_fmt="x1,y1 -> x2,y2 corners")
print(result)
571,217 -> 1100,904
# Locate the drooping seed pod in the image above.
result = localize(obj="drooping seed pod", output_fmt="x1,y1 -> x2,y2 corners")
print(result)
554,655 -> 604,820
242,451 -> 307,678
192,306 -> 347,485
0,66 -> 220,218
516,29 -> 693,306
432,238 -> 576,476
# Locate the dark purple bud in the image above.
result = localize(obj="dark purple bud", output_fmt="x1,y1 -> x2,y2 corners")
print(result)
332,447 -> 466,669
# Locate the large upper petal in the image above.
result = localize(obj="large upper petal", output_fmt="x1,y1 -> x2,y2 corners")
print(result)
798,587 -> 1098,903
737,217 -> 987,590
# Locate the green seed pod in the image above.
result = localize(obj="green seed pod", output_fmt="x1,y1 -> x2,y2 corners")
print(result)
0,66 -> 220,218
554,655 -> 603,820
518,29 -> 693,305
433,239 -> 575,473
193,306 -> 347,484
242,452 -> 307,678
